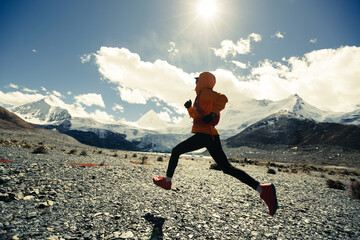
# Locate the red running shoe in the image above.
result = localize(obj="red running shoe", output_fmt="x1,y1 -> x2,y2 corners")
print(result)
260,183 -> 278,216
153,177 -> 171,190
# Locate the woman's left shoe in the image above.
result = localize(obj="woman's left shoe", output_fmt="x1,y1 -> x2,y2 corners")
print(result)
260,183 -> 278,216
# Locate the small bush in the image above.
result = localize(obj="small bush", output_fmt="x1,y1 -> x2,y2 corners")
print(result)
32,146 -> 48,154
133,153 -> 137,158
267,168 -> 276,174
350,180 -> 360,199
326,179 -> 345,190
113,153 -> 118,157
80,150 -> 87,156
157,156 -> 164,162
68,149 -> 77,155
98,150 -> 103,154
124,154 -> 128,159
141,156 -> 148,164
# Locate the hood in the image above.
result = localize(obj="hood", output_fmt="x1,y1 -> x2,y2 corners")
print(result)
195,72 -> 216,95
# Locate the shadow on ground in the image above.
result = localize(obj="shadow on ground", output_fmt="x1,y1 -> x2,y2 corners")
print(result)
143,213 -> 166,240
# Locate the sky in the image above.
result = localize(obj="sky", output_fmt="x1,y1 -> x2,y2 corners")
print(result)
1,0 -> 360,124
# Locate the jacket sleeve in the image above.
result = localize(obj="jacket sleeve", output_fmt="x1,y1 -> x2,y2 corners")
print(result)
187,106 -> 194,118
201,88 -> 228,114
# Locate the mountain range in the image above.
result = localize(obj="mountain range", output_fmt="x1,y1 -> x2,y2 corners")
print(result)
7,94 -> 360,152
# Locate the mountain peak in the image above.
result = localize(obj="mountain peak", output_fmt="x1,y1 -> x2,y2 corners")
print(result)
136,110 -> 168,129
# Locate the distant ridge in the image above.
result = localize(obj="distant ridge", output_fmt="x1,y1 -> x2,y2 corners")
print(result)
0,106 -> 39,129
226,111 -> 360,150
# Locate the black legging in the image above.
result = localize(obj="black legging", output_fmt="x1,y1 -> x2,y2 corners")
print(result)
166,133 -> 259,190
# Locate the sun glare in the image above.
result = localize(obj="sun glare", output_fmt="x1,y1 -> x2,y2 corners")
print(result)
197,0 -> 217,20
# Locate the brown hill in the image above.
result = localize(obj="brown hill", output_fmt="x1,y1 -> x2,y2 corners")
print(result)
0,106 -> 38,129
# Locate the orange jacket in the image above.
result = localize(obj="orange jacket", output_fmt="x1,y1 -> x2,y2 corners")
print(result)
187,72 -> 228,135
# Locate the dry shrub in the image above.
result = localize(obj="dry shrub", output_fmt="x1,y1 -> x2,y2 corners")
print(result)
68,149 -> 77,155
141,156 -> 148,164
267,168 -> 276,174
350,180 -> 360,199
157,156 -> 164,162
32,146 -> 48,154
80,150 -> 88,156
326,179 -> 345,190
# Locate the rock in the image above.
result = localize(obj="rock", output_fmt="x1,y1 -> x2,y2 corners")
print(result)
23,195 -> 35,200
0,193 -> 11,202
120,231 -> 134,239
37,200 -> 55,208
27,212 -> 37,219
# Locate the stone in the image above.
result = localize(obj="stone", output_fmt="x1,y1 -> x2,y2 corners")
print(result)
120,231 -> 134,239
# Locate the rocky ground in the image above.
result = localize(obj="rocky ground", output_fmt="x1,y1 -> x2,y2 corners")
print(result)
1,128 -> 360,240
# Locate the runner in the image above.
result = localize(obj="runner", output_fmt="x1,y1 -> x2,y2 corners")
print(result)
153,72 -> 278,216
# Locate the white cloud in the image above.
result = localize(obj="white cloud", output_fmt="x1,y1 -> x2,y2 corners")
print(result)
112,103 -> 124,113
310,38 -> 318,44
81,53 -> 92,63
212,33 -> 262,59
41,87 -> 47,92
235,46 -> 360,112
94,47 -> 194,109
22,87 -> 38,93
117,87 -> 147,104
0,91 -> 44,106
44,95 -> 115,123
168,41 -> 179,56
52,90 -> 62,97
231,61 -> 247,69
32,49 -> 37,53
67,91 -> 72,95
89,109 -> 115,123
272,31 -> 285,39
74,93 -> 105,108
8,84 -> 19,89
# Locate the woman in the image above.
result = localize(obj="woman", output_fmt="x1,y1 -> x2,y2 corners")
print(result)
153,72 -> 278,216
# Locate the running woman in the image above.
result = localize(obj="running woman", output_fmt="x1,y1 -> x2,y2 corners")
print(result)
153,72 -> 278,216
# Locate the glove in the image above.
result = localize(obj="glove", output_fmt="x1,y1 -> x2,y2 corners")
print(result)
202,112 -> 217,123
184,100 -> 192,109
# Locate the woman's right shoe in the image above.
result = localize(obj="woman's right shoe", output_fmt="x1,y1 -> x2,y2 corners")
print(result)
153,177 -> 172,190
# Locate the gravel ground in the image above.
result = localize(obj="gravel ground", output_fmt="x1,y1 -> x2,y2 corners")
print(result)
1,144 -> 360,240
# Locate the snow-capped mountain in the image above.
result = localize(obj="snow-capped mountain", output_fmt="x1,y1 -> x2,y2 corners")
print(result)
217,94 -> 332,138
136,109 -> 169,130
8,94 -> 360,152
10,96 -> 71,125
226,110 -> 360,150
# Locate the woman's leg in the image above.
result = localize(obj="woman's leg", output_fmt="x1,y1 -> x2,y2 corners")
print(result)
166,133 -> 210,178
206,135 -> 260,190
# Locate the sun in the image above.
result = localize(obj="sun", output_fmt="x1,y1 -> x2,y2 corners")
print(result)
197,0 -> 218,20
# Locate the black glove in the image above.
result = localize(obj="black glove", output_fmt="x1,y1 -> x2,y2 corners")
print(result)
184,100 -> 192,109
202,112 -> 217,123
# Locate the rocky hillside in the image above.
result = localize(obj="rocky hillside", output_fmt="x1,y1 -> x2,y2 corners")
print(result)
0,106 -> 38,129
226,111 -> 360,150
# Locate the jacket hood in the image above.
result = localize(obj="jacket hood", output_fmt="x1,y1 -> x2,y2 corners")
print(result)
195,72 -> 216,95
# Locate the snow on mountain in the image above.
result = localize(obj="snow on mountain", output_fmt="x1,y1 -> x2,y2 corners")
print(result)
10,96 -> 71,125
8,93 -> 360,152
325,108 -> 360,125
218,94 -> 332,138
136,109 -> 169,130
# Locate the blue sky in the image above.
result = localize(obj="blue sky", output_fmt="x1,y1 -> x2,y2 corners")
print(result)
1,0 -> 360,123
